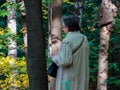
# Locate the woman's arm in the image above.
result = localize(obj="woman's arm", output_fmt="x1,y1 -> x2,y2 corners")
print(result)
52,41 -> 72,67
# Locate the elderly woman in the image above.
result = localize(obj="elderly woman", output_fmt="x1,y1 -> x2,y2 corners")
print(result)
51,15 -> 89,90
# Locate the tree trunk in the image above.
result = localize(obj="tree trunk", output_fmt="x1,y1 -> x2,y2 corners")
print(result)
97,26 -> 110,90
50,0 -> 62,40
97,0 -> 117,90
48,0 -> 62,90
74,0 -> 84,28
24,0 -> 48,90
18,0 -> 27,53
7,0 -> 17,58
7,0 -> 17,89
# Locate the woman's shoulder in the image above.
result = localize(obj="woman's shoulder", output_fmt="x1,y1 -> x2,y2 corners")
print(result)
62,37 -> 71,44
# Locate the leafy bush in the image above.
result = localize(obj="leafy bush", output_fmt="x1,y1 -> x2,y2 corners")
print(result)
0,56 -> 28,89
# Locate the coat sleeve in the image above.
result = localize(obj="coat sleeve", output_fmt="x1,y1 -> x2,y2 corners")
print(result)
52,41 -> 72,67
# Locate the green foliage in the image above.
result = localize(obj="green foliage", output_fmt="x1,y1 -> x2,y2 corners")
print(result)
82,0 -> 120,89
0,3 -> 8,17
0,0 -> 120,89
0,27 -> 11,55
0,2 -> 18,17
107,63 -> 120,89
107,13 -> 120,89
0,2 -> 7,28
0,27 -> 23,56
42,0 -> 52,5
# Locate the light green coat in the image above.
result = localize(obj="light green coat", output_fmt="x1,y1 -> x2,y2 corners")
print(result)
52,32 -> 89,90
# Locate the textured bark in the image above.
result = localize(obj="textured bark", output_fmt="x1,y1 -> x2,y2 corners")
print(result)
51,0 -> 62,36
98,0 -> 117,27
97,26 -> 110,90
7,0 -> 17,89
48,0 -> 62,90
21,26 -> 27,53
74,0 -> 84,28
24,0 -> 48,90
97,0 -> 117,90
7,0 -> 17,58
18,0 -> 27,53
18,0 -> 26,16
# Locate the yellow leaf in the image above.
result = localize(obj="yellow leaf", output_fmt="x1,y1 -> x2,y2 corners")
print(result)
0,27 -> 4,35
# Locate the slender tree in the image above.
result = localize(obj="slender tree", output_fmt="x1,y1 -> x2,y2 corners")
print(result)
97,0 -> 117,90
74,0 -> 84,28
7,0 -> 17,58
49,0 -> 62,58
18,0 -> 27,53
48,0 -> 62,90
24,0 -> 48,89
7,0 -> 17,89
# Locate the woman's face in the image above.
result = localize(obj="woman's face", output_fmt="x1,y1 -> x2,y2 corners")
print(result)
62,26 -> 69,34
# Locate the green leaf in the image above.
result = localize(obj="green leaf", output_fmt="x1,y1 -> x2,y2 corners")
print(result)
0,44 -> 3,49
0,9 -> 9,17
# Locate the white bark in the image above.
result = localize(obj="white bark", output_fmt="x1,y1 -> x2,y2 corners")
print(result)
97,26 -> 110,90
74,0 -> 84,27
97,0 -> 117,90
7,0 -> 17,90
7,0 -> 17,58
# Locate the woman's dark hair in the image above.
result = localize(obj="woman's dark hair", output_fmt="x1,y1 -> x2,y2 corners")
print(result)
62,15 -> 80,32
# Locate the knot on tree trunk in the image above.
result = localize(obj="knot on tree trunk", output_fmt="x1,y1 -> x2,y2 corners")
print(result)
49,34 -> 62,44
20,27 -> 27,34
98,1 -> 117,27
106,23 -> 114,32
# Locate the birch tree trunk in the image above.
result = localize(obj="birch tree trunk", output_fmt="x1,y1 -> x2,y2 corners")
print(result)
7,0 -> 17,89
97,0 -> 117,90
74,0 -> 84,28
7,0 -> 17,58
48,0 -> 62,90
